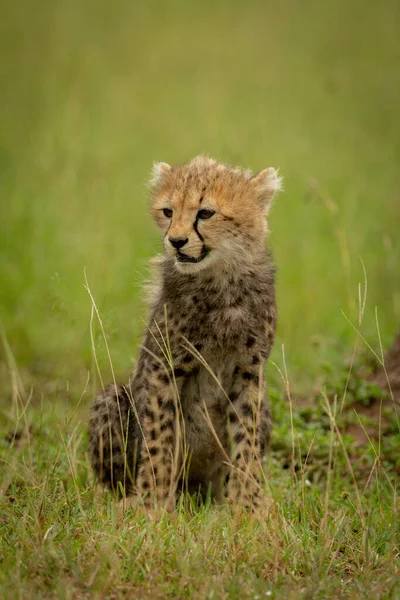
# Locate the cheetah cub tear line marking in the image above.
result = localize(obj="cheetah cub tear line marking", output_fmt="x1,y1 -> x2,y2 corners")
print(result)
89,155 -> 281,512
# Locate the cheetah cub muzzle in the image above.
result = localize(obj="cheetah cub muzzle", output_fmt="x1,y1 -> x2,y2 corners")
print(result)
88,155 -> 281,512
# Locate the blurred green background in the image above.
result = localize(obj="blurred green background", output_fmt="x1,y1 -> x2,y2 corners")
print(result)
1,0 -> 399,394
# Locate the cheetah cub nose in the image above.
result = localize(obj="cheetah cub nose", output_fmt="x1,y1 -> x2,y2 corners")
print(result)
169,237 -> 188,249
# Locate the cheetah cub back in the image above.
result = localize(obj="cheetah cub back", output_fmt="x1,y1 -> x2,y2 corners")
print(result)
89,155 -> 281,511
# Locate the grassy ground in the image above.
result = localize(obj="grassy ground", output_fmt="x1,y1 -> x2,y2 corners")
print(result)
1,359 -> 399,598
1,0 -> 399,597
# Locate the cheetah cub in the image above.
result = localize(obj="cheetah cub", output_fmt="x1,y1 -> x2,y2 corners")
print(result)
89,155 -> 281,512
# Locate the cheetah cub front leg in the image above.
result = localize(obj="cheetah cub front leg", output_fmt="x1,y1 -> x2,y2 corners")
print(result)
134,372 -> 180,512
226,363 -> 267,511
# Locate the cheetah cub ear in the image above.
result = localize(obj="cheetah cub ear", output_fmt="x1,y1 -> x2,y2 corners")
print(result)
252,167 -> 283,211
149,161 -> 172,190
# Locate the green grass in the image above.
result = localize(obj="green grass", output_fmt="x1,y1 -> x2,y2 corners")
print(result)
1,0 -> 400,597
1,360 -> 399,598
1,0 -> 399,385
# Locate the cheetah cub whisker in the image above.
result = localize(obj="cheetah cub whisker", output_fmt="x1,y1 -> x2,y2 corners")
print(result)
89,154 -> 281,512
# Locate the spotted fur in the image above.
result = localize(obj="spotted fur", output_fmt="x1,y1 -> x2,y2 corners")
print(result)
88,155 -> 281,511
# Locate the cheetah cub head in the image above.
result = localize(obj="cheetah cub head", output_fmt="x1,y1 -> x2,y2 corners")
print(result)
149,155 -> 282,274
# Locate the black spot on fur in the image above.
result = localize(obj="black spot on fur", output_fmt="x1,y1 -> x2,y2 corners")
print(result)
214,403 -> 224,416
161,419 -> 174,431
149,429 -> 157,441
183,354 -> 193,364
149,447 -> 159,456
246,336 -> 256,348
241,404 -> 253,417
243,371 -> 257,382
173,368 -> 185,378
144,407 -> 155,420
228,412 -> 238,424
193,296 -> 199,305
142,480 -> 149,489
252,355 -> 260,365
164,400 -> 176,414
233,366 -> 240,376
242,449 -> 250,461
234,431 -> 245,445
229,391 -> 239,403
267,314 -> 273,324
203,301 -> 211,313
159,373 -> 169,384
194,343 -> 203,351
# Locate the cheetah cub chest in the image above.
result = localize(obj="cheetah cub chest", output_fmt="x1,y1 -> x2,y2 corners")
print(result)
89,154 -> 281,511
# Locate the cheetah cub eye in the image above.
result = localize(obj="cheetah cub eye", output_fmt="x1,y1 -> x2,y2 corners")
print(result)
162,208 -> 173,218
197,209 -> 215,220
